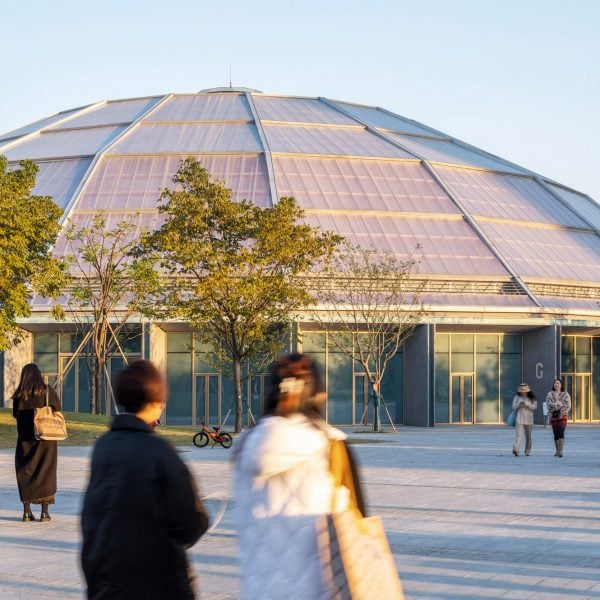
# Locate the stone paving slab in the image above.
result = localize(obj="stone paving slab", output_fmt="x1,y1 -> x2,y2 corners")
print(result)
0,424 -> 599,599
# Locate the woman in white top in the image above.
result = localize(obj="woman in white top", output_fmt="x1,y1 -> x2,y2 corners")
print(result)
546,378 -> 571,457
512,383 -> 537,456
233,353 -> 364,600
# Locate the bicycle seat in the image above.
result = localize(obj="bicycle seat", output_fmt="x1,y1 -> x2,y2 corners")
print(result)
212,426 -> 221,432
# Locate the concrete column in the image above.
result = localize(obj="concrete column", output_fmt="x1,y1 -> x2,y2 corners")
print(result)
3,331 -> 33,407
149,324 -> 167,374
523,325 -> 560,424
403,324 -> 434,427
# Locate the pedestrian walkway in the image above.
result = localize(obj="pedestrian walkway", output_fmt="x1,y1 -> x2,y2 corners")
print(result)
0,425 -> 599,599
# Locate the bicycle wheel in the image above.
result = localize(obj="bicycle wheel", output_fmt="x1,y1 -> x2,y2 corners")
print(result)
193,432 -> 209,447
218,433 -> 233,448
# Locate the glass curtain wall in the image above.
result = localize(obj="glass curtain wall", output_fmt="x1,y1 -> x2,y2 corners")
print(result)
166,333 -> 236,426
561,336 -> 600,422
300,331 -> 404,425
33,329 -> 142,414
435,333 -> 522,423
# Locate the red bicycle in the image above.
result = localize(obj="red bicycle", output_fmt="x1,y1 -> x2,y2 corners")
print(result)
193,420 -> 233,449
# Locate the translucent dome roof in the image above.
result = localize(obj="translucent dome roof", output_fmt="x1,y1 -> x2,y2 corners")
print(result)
1,90 -> 599,312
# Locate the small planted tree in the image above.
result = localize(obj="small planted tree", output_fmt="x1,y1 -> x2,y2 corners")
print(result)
142,158 -> 342,432
55,213 -> 159,414
0,157 -> 64,349
310,243 -> 427,431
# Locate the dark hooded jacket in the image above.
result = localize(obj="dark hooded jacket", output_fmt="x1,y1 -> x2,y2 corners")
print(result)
81,414 -> 208,600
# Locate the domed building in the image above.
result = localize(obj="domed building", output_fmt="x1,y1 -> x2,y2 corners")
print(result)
1,87 -> 599,426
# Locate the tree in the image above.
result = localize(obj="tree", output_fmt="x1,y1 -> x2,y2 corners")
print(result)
55,213 -> 159,414
0,157 -> 64,350
142,158 -> 342,432
310,243 -> 427,431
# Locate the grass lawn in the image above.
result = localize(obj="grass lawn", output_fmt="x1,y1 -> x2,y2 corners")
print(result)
1,408 -> 386,449
0,408 -> 206,449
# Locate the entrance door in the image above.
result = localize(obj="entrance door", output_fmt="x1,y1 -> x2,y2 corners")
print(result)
450,374 -> 474,424
564,374 -> 591,421
354,374 -> 369,425
195,374 -> 221,426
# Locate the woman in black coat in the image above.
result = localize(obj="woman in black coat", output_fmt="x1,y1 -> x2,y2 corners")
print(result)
81,360 -> 209,600
12,363 -> 61,522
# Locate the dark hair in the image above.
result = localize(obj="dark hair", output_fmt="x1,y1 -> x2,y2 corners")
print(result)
527,391 -> 536,400
12,363 -> 46,402
264,353 -> 325,419
115,360 -> 165,414
551,378 -> 564,392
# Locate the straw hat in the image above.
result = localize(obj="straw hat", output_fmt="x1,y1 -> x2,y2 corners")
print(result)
517,383 -> 530,394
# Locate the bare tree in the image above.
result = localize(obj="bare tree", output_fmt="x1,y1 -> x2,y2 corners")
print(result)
310,243 -> 427,431
53,213 -> 159,414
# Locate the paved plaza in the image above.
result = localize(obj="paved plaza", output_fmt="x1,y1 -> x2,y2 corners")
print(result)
0,425 -> 599,599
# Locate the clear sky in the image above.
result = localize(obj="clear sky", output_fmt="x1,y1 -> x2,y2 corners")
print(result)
2,0 -> 599,200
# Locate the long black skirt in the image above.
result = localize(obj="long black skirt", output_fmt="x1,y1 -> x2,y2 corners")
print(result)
15,439 -> 57,504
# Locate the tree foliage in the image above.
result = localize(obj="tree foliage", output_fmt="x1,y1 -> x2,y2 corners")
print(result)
55,213 -> 160,414
310,243 -> 427,430
141,158 -> 342,431
0,157 -> 64,350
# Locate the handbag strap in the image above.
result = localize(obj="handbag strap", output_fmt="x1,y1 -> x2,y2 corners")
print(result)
329,439 -> 365,519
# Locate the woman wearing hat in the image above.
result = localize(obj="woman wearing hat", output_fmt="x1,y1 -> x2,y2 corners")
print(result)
512,383 -> 537,456
545,378 -> 571,457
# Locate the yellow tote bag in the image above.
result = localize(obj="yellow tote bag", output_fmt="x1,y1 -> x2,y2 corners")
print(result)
317,440 -> 404,600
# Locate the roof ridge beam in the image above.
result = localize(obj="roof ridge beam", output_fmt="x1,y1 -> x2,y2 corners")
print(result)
58,94 -> 173,228
245,92 -> 279,207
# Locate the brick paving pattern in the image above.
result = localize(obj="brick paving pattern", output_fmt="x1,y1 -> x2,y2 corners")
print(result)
0,424 -> 599,599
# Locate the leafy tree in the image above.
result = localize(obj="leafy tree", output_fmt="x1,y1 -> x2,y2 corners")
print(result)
310,243 -> 427,431
55,213 -> 159,414
142,158 -> 342,432
0,157 -> 64,350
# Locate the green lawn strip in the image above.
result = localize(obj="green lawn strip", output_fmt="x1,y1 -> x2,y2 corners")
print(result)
0,408 -> 215,449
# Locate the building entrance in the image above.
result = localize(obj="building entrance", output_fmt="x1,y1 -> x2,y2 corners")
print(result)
194,374 -> 221,426
450,373 -> 474,424
563,374 -> 591,421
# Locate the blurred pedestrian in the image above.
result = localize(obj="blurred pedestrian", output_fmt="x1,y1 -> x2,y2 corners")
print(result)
512,383 -> 537,456
546,378 -> 571,457
81,360 -> 208,600
12,363 -> 60,522
542,399 -> 549,428
233,353 -> 365,600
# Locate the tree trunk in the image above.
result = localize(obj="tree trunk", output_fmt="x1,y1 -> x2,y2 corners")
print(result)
373,391 -> 382,432
233,356 -> 243,433
94,358 -> 103,415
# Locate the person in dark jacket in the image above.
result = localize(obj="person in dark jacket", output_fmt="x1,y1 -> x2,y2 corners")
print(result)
12,363 -> 61,522
81,360 -> 209,600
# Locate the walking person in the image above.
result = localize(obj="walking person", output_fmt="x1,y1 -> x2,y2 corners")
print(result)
512,383 -> 537,456
81,360 -> 209,600
12,363 -> 60,522
542,399 -> 550,428
233,353 -> 366,600
546,378 -> 571,457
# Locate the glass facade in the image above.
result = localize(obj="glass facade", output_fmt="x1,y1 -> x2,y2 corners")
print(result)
561,335 -> 600,421
164,330 -> 404,426
435,333 -> 522,423
299,330 -> 404,425
33,329 -> 142,414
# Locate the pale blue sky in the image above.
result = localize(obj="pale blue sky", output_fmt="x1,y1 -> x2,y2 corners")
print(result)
2,0 -> 599,199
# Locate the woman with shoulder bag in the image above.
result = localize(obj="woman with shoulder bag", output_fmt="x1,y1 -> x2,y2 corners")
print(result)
512,383 -> 537,456
546,378 -> 571,457
233,353 -> 367,599
12,363 -> 61,522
